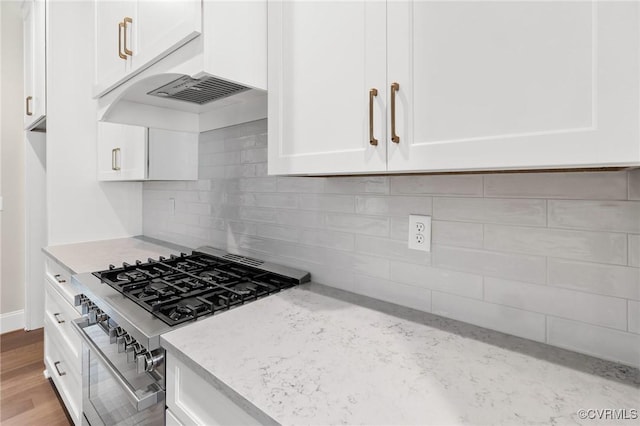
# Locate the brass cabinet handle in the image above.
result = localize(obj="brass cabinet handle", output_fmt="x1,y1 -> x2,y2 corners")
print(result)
112,148 -> 121,171
53,361 -> 66,376
53,313 -> 65,324
123,17 -> 133,56
118,21 -> 126,60
391,82 -> 400,143
369,88 -> 378,146
26,96 -> 33,116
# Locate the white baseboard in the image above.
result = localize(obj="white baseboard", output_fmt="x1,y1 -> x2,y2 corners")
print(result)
0,310 -> 25,334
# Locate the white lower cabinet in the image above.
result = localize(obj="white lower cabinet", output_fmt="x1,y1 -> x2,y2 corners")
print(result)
44,331 -> 82,423
44,255 -> 83,425
166,354 -> 262,426
97,122 -> 198,181
166,408 -> 184,426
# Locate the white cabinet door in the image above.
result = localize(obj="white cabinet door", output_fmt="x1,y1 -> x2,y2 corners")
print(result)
133,0 -> 201,73
97,122 -> 147,181
94,0 -> 201,96
387,1 -> 640,172
268,0 -> 387,175
166,355 -> 261,426
94,0 -> 135,94
23,0 -> 46,130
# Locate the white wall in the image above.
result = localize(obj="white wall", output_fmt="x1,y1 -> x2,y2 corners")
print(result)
144,119 -> 640,368
47,0 -> 142,245
0,0 -> 26,323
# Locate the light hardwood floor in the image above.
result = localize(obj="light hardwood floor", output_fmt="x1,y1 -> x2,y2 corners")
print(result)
0,328 -> 72,425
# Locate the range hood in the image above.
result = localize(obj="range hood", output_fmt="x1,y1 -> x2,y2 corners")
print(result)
98,71 -> 267,134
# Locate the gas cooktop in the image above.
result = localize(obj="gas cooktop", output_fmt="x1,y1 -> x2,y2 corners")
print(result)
91,248 -> 311,326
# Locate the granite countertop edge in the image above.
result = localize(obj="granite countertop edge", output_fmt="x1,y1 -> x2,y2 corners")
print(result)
42,235 -> 192,274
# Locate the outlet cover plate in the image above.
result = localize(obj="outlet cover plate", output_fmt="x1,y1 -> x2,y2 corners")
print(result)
408,214 -> 431,252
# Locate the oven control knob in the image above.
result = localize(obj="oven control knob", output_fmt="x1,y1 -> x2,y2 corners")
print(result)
127,342 -> 144,363
81,301 -> 96,315
88,308 -> 98,324
89,308 -> 107,325
109,326 -> 125,344
117,334 -> 134,353
138,351 -> 164,374
136,352 -> 149,374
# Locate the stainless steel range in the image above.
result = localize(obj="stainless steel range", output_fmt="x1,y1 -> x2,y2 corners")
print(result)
70,246 -> 310,426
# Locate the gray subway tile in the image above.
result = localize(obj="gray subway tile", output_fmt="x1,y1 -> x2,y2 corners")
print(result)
355,195 -> 432,217
324,176 -> 389,194
298,194 -> 355,213
485,172 -> 628,200
277,176 -> 325,193
547,317 -> 640,368
548,258 -> 640,300
434,197 -> 546,226
548,200 -> 640,233
355,236 -> 431,265
630,235 -> 640,267
484,224 -> 627,265
629,300 -> 640,334
433,245 -> 546,284
390,261 -> 483,299
299,229 -> 355,251
350,274 -> 432,313
391,175 -> 483,196
629,169 -> 640,200
484,277 -> 627,330
326,213 -> 389,237
431,292 -> 546,342
431,220 -> 483,248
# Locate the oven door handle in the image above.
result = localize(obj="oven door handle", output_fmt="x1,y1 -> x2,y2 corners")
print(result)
71,318 -> 164,412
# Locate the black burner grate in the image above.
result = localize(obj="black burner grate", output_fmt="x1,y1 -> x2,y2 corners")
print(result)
92,251 -> 301,326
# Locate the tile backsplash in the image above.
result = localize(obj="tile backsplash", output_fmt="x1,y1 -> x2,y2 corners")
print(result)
143,119 -> 640,368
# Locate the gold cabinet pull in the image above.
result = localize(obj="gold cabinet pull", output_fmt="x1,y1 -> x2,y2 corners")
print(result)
26,96 -> 33,116
118,21 -> 126,60
369,88 -> 378,146
123,17 -> 133,56
112,148 -> 121,171
391,82 -> 400,143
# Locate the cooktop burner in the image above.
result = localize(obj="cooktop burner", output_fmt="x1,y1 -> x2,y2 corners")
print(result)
92,249 -> 310,326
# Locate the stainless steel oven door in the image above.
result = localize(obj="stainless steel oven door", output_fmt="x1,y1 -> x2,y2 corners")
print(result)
72,318 -> 165,426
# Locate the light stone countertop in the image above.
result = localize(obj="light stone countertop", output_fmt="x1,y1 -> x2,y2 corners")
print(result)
43,236 -> 189,274
161,284 -> 640,426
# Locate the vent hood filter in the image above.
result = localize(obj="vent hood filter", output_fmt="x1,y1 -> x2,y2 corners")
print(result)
147,75 -> 250,105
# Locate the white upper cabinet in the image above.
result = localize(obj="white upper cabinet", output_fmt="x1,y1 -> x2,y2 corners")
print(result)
94,0 -> 201,96
268,1 -> 387,175
387,1 -> 640,172
95,1 -> 135,95
268,1 -> 640,175
97,122 -> 198,181
23,0 -> 46,130
132,1 -> 201,73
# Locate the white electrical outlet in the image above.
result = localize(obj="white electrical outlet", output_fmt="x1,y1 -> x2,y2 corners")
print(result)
408,214 -> 431,252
